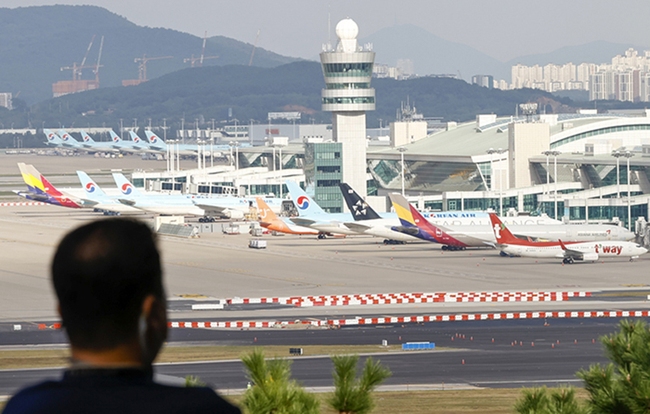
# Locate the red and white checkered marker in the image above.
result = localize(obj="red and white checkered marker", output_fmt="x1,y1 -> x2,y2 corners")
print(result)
0,202 -> 47,207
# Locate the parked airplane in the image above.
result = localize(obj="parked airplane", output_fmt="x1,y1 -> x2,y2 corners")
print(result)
112,173 -> 274,219
285,180 -> 359,237
57,129 -> 85,150
76,171 -> 142,214
16,163 -> 85,208
255,197 -> 319,236
78,130 -> 120,153
339,183 -> 418,242
489,213 -> 647,263
389,193 -> 486,249
43,129 -> 65,148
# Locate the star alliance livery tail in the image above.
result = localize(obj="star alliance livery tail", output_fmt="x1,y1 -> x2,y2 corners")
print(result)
112,173 -> 144,197
339,183 -> 382,221
285,180 -> 326,216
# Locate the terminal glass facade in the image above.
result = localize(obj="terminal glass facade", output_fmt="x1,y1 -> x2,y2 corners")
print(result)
304,142 -> 344,212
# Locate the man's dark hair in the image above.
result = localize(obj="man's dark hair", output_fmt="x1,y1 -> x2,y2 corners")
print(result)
52,218 -> 163,350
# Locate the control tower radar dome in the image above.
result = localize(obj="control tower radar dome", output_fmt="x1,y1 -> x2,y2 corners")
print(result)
336,18 -> 358,40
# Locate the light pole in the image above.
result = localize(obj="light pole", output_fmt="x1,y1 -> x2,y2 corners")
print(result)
397,146 -> 407,196
542,150 -> 560,218
235,141 -> 240,170
486,148 -> 498,212
624,151 -> 634,231
278,144 -> 283,198
612,150 -> 622,198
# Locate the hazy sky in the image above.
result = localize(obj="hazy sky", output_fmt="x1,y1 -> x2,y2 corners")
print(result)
4,0 -> 650,61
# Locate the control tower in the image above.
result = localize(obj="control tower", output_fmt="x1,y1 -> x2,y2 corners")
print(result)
320,18 -> 375,198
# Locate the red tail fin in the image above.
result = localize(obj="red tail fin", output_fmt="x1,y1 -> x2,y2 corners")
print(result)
488,213 -> 520,244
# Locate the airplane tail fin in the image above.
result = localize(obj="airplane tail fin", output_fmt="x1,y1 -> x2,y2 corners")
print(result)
58,129 -> 79,144
77,171 -> 107,197
79,130 -> 95,143
256,197 -> 279,224
43,129 -> 63,145
128,131 -> 143,143
109,130 -> 122,143
389,193 -> 465,246
488,213 -> 519,244
18,163 -> 47,195
339,183 -> 382,221
112,173 -> 143,197
285,180 -> 325,215
558,239 -> 568,251
145,130 -> 165,148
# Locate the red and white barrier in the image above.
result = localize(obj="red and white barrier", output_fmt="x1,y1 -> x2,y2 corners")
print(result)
166,309 -> 650,330
227,291 -> 591,307
0,202 -> 47,207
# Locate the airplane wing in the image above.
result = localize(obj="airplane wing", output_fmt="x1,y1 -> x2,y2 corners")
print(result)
391,225 -> 420,236
559,240 -> 584,260
194,203 -> 228,215
344,222 -> 372,232
290,217 -> 317,227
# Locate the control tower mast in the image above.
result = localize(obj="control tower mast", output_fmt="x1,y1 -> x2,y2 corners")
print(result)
320,18 -> 375,198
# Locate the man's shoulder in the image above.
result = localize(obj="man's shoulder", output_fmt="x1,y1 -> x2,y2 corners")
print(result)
3,379 -> 241,414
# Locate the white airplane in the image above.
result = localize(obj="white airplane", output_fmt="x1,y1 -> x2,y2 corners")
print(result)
489,213 -> 647,263
79,130 -> 120,153
285,180 -> 360,237
57,129 -> 86,150
76,171 -> 142,214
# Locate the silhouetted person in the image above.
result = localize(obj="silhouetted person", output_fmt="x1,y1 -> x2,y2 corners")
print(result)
3,218 -> 240,414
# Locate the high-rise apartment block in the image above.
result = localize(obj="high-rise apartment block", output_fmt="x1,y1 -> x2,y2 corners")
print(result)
510,48 -> 650,102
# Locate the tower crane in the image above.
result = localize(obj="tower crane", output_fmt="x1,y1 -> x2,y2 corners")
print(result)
134,54 -> 173,82
248,29 -> 261,66
184,31 -> 218,67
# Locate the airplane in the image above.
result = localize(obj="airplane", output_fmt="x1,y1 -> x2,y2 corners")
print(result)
255,197 -> 319,236
16,163 -> 86,209
389,192 -> 486,249
79,130 -> 120,153
112,172 -> 270,219
285,180 -> 360,237
339,183 -> 418,242
489,212 -> 647,263
43,129 -> 65,148
144,130 -> 199,156
128,131 -> 158,153
57,129 -> 86,150
76,171 -> 142,214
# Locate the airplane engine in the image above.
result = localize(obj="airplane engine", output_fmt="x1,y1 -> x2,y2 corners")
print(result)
222,209 -> 245,220
580,253 -> 599,261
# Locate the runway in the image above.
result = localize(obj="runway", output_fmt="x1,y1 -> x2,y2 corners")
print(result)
0,318 -> 625,396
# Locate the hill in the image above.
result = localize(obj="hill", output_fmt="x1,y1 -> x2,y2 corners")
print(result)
1,61 -> 584,132
506,40 -> 647,66
0,5 -> 298,104
361,24 -> 510,81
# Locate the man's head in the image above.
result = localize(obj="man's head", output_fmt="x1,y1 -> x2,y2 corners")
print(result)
52,218 -> 167,364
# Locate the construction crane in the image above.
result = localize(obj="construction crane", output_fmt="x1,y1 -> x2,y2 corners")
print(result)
184,31 -> 218,67
60,35 -> 98,81
248,29 -> 261,66
134,54 -> 173,82
93,36 -> 104,83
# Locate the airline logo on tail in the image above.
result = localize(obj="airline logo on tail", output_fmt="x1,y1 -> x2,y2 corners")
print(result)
150,135 -> 159,143
85,182 -> 96,193
121,183 -> 134,195
61,133 -> 71,141
296,195 -> 310,210
47,132 -> 57,141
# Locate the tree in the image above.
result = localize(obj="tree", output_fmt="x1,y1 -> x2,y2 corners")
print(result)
578,319 -> 650,414
514,320 -> 650,414
241,349 -> 319,414
328,354 -> 392,414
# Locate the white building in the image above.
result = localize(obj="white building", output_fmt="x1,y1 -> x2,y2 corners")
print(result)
319,18 -> 376,200
0,93 -> 12,110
